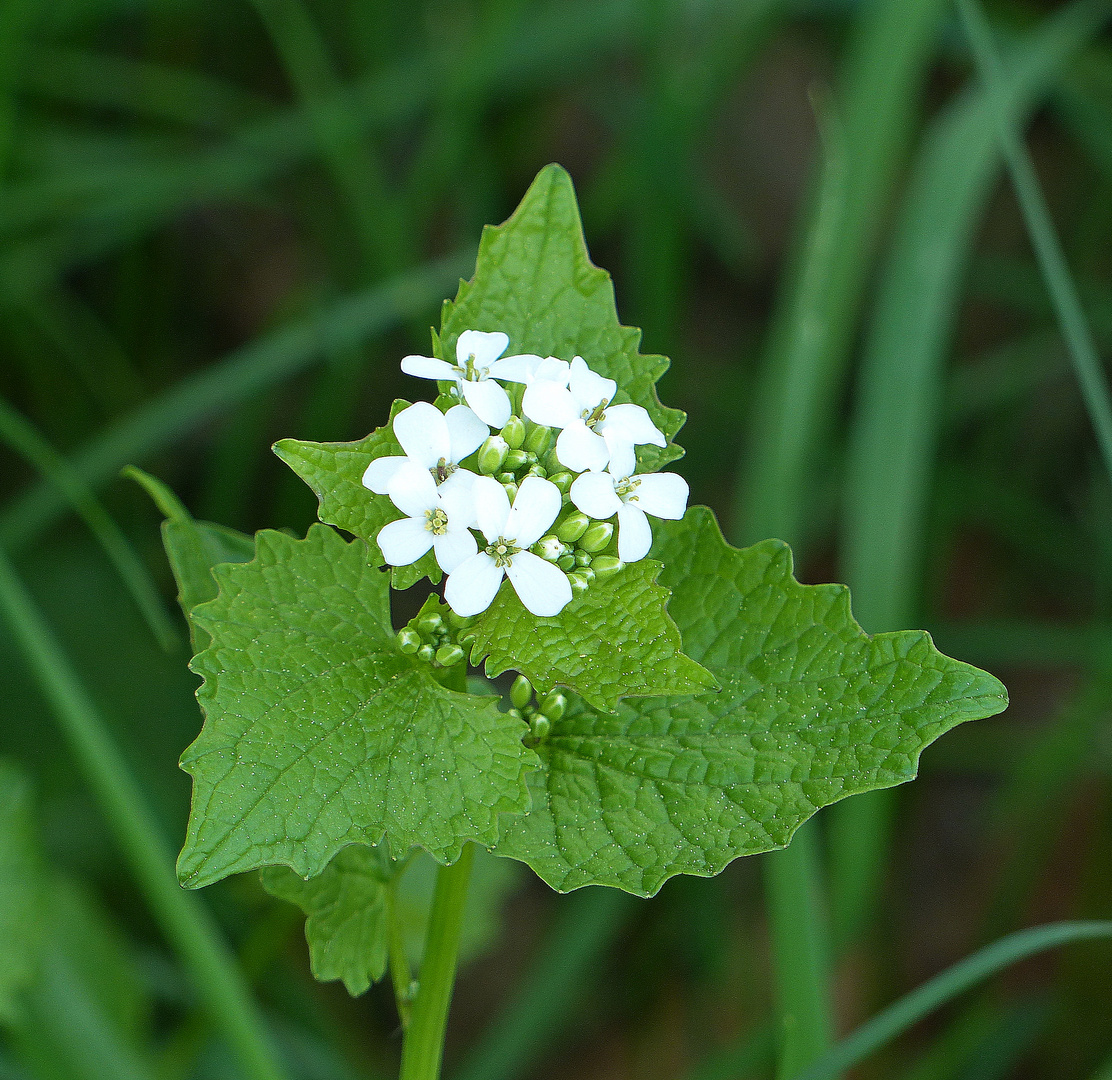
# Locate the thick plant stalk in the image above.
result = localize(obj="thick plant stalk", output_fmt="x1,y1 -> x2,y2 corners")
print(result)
399,844 -> 475,1080
0,548 -> 289,1080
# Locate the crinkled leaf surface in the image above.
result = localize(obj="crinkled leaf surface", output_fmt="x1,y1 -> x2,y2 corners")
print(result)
494,507 -> 1009,895
177,525 -> 538,888
463,560 -> 716,713
438,163 -> 684,474
129,467 -> 255,650
0,760 -> 45,1023
260,845 -> 393,996
274,400 -> 439,592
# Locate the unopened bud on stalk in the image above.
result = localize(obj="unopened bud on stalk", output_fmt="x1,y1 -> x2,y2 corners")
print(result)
435,643 -> 465,667
540,691 -> 566,721
549,471 -> 573,494
568,571 -> 591,595
496,472 -> 516,485
591,555 -> 623,579
447,610 -> 474,630
531,714 -> 552,741
557,553 -> 576,572
523,422 -> 551,455
527,464 -> 547,479
500,416 -> 526,449
416,611 -> 443,637
510,675 -> 533,710
574,551 -> 592,567
556,511 -> 590,544
534,535 -> 566,563
503,449 -> 529,472
501,481 -> 519,502
417,643 -> 436,663
396,627 -> 421,654
579,522 -> 614,553
477,435 -> 509,475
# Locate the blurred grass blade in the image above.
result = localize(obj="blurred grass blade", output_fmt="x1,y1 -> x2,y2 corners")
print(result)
957,0 -> 1112,483
792,921 -> 1112,1080
0,398 -> 178,650
0,0 -> 36,179
832,0 -> 1112,949
451,888 -> 633,1080
0,252 -> 470,551
735,0 -> 948,548
0,549 -> 289,1080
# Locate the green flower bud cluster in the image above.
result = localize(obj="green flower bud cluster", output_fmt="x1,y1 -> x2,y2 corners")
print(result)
507,674 -> 567,747
395,602 -> 472,668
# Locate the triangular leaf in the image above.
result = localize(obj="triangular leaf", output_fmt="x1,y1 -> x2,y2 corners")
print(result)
462,560 -> 716,713
439,163 -> 684,474
177,524 -> 538,888
494,507 -> 1009,895
260,845 -> 394,997
274,400 -> 439,591
127,467 -> 255,650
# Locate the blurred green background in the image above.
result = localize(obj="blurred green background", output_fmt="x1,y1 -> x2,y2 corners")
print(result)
0,0 -> 1111,1077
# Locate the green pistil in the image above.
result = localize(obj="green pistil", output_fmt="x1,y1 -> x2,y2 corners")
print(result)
614,475 -> 640,499
462,353 -> 480,381
431,458 -> 457,484
485,537 -> 520,567
425,508 -> 450,536
580,399 -> 609,428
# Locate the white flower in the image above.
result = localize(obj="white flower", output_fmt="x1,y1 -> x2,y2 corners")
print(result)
376,464 -> 477,573
362,401 -> 487,502
521,356 -> 665,474
570,468 -> 689,563
445,475 -> 572,617
400,330 -> 540,428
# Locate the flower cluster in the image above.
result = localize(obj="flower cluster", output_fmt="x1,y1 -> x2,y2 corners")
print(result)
363,330 -> 689,618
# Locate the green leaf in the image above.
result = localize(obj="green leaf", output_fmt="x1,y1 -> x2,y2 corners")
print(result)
438,163 -> 685,474
126,467 -> 255,651
0,760 -> 45,1024
177,524 -> 538,888
273,399 -> 439,591
259,845 -> 394,997
462,559 -> 717,713
494,507 -> 1008,895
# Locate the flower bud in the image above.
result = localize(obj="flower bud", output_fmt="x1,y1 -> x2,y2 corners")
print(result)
591,555 -> 623,579
531,714 -> 552,741
549,471 -> 573,494
503,448 -> 529,472
540,691 -> 566,721
557,553 -> 576,572
510,674 -> 533,710
568,571 -> 591,595
579,521 -> 614,553
542,448 -> 563,474
556,511 -> 590,544
524,422 -> 551,454
533,535 -> 566,562
527,464 -> 547,479
435,643 -> 465,667
396,627 -> 421,654
501,481 -> 519,502
417,643 -> 436,663
416,611 -> 443,637
574,551 -> 592,567
506,707 -> 524,722
496,471 -> 516,484
447,610 -> 474,630
477,435 -> 509,475
500,416 -> 526,449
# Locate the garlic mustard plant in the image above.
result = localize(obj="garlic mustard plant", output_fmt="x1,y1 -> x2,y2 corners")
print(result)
143,164 -> 1007,1080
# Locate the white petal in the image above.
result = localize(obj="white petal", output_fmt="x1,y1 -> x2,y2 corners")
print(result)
471,475 -> 511,542
377,517 -> 434,566
392,401 -> 450,468
445,552 -> 505,617
485,353 -> 542,383
362,455 -> 405,494
533,356 -> 571,385
630,472 -> 689,520
598,403 -> 666,447
556,421 -> 609,472
568,356 -> 616,411
460,379 -> 512,428
455,330 -> 508,369
444,404 -> 489,462
401,355 -> 458,381
504,476 -> 562,548
521,382 -> 579,428
604,439 -> 637,481
438,467 -> 477,515
432,528 -> 478,574
506,551 -> 573,617
387,461 -> 438,517
616,502 -> 652,562
570,471 -> 622,519
438,482 -> 477,530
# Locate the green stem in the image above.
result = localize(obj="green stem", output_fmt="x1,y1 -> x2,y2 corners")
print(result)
0,548 -> 288,1080
400,844 -> 475,1080
765,821 -> 834,1079
388,877 -> 415,1030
